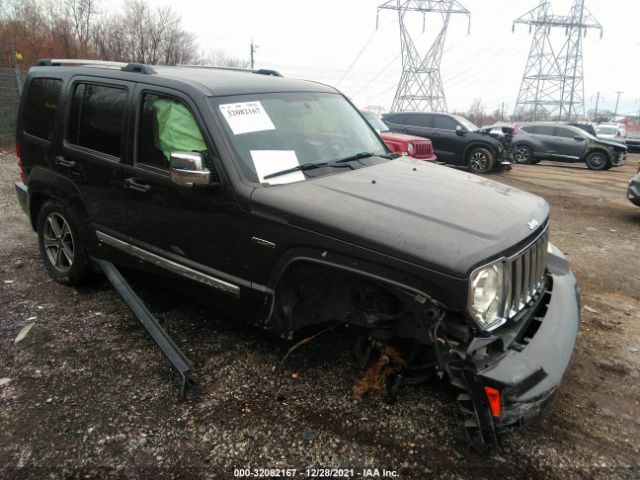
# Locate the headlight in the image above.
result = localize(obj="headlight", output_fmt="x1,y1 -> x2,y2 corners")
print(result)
407,143 -> 415,154
468,262 -> 505,331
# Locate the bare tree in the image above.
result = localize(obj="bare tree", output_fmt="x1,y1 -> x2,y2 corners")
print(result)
197,48 -> 250,68
467,98 -> 485,125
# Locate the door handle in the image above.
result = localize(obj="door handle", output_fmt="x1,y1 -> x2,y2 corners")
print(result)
124,178 -> 151,193
55,156 -> 76,168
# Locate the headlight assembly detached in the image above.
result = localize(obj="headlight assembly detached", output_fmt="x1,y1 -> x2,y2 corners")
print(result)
468,261 -> 505,331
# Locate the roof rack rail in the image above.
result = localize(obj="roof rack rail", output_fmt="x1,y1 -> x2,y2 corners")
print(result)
36,59 -> 156,74
176,64 -> 283,77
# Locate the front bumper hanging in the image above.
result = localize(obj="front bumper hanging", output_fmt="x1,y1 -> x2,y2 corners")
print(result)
447,246 -> 580,450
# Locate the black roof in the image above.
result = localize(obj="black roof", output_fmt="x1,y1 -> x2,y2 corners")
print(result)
31,60 -> 338,97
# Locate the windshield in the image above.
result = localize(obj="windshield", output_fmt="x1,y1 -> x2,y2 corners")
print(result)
597,126 -> 618,135
211,92 -> 388,185
361,111 -> 390,133
453,115 -> 479,132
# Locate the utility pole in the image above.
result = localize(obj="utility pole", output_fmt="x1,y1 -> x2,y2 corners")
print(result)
613,91 -> 623,120
501,102 -> 506,121
250,40 -> 259,69
591,92 -> 602,120
513,0 -> 602,121
377,0 -> 471,113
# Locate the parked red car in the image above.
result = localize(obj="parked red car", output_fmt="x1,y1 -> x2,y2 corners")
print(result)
361,110 -> 437,162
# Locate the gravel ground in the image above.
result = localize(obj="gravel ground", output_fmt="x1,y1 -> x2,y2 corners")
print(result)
0,150 -> 639,479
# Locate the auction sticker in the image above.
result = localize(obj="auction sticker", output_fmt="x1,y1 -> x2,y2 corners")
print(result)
219,101 -> 276,135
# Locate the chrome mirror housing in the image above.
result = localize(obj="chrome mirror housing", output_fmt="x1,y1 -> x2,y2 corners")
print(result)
170,152 -> 210,187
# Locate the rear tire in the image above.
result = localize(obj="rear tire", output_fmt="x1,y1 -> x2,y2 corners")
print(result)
37,200 -> 93,286
585,151 -> 609,171
513,145 -> 533,164
467,147 -> 494,174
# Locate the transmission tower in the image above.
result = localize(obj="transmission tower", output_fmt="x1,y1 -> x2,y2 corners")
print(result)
377,1 -> 470,113
513,0 -> 602,121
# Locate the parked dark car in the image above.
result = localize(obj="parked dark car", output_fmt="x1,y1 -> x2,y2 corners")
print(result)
625,131 -> 640,153
382,112 -> 511,173
360,110 -> 437,162
15,59 -> 580,449
512,123 -> 627,170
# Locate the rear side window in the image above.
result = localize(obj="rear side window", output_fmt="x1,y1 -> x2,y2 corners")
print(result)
406,114 -> 432,128
433,116 -> 457,130
384,114 -> 406,125
23,78 -> 63,140
554,127 -> 577,138
68,83 -> 127,157
522,125 -> 553,135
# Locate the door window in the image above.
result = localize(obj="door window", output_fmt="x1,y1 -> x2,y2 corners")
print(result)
138,93 -> 208,170
432,115 -> 457,130
384,114 -> 406,125
554,127 -> 578,138
406,114 -> 432,128
68,83 -> 127,157
23,78 -> 63,140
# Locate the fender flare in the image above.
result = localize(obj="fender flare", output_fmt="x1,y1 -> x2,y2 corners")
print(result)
27,166 -> 89,230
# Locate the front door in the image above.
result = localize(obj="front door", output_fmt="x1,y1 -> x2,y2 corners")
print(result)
549,126 -> 587,160
121,85 -> 253,292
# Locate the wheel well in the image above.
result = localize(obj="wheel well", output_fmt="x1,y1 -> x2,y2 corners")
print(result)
585,148 -> 610,160
463,143 -> 495,162
29,193 -> 90,232
269,260 -> 442,344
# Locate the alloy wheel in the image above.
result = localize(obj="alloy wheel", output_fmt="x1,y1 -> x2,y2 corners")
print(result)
43,212 -> 75,273
469,151 -> 488,171
514,146 -> 531,164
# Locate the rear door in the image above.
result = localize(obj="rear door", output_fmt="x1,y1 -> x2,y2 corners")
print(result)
62,78 -> 131,235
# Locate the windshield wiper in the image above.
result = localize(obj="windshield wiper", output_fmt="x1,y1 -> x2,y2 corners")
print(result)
330,151 -> 394,164
262,161 -> 352,180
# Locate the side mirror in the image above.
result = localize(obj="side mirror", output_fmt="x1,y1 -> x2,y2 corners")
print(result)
170,152 -> 210,187
456,125 -> 467,136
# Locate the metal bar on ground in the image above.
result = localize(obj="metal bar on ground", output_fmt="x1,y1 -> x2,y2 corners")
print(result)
92,257 -> 195,398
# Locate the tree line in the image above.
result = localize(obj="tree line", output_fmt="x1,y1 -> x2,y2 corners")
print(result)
0,0 -> 248,68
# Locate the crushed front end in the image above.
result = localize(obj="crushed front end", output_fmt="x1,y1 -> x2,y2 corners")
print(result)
437,234 -> 580,450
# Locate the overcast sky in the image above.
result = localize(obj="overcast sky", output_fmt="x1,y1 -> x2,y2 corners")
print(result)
114,0 -> 639,116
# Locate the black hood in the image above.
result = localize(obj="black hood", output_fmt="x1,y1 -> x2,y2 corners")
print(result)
250,157 -> 549,277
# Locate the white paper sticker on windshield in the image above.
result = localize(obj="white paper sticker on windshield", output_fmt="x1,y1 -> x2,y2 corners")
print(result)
251,150 -> 304,185
219,101 -> 275,135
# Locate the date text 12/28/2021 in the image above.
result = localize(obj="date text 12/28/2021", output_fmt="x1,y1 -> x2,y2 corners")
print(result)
233,468 -> 399,478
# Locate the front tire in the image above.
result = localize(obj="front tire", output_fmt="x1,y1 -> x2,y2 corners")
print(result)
585,151 -> 609,171
37,200 -> 92,286
467,147 -> 494,174
513,145 -> 533,164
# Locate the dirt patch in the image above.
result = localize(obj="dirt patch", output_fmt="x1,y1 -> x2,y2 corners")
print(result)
1,151 -> 639,479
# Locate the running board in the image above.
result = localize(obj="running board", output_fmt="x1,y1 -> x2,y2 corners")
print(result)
92,258 -> 195,399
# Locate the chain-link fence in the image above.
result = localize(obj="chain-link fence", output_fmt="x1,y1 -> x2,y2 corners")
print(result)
0,66 -> 25,147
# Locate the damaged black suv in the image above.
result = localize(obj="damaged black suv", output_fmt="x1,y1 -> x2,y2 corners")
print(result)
15,59 -> 580,449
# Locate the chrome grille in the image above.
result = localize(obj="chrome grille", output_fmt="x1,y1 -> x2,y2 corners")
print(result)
503,227 -> 549,319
